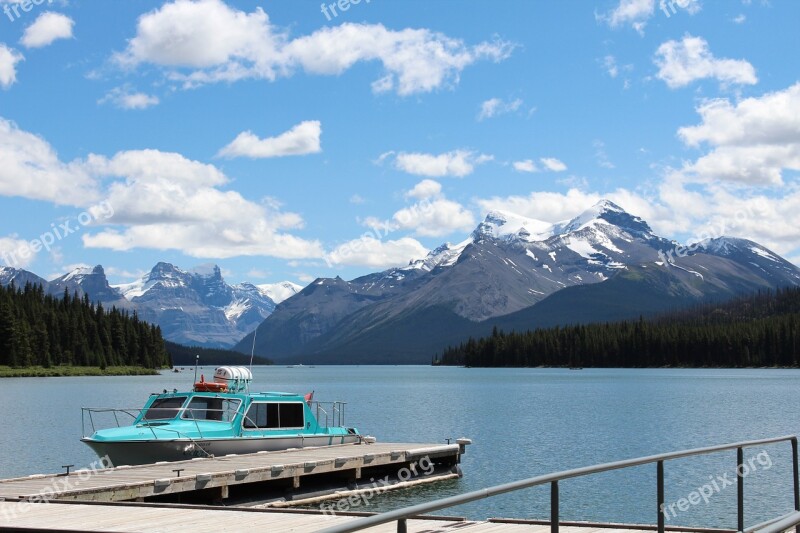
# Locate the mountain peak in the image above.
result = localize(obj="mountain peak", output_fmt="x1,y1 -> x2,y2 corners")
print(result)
475,210 -> 553,242
563,200 -> 654,239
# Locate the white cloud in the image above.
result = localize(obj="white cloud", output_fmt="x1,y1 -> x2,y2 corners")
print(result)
392,198 -> 475,238
513,160 -> 538,173
405,179 -> 442,200
601,0 -> 654,33
603,55 -> 619,78
474,179 -> 800,263
0,117 -> 98,205
218,120 -> 322,159
593,140 -> 615,169
512,158 -> 566,173
677,83 -> 800,186
0,118 -> 324,260
115,0 -> 514,96
478,97 -> 523,120
394,150 -> 492,178
20,12 -> 74,49
325,236 -> 428,268
349,194 -> 366,204
0,44 -> 23,89
601,0 -> 701,33
540,157 -> 568,172
0,235 -> 37,268
82,150 -> 323,259
732,14 -> 746,24
98,85 -> 160,110
654,35 -> 757,89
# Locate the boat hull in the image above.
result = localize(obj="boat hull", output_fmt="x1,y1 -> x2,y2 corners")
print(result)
82,434 -> 361,466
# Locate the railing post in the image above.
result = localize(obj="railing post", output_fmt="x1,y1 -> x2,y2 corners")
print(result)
737,447 -> 744,532
657,460 -> 665,533
551,480 -> 559,533
397,518 -> 407,533
792,438 -> 799,533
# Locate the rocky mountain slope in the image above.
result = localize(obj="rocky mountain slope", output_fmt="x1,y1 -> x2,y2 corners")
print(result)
236,201 -> 800,363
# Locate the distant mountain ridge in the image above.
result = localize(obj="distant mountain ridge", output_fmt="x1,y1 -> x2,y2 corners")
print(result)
0,263 -> 302,348
235,200 -> 800,364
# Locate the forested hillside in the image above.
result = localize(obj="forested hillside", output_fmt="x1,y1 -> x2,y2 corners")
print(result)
439,288 -> 800,368
0,282 -> 171,369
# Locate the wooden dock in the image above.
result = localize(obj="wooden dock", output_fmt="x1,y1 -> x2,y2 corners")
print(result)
0,501 -> 737,532
0,441 -> 467,505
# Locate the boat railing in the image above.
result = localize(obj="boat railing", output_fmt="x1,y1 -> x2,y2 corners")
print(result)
311,401 -> 347,428
81,406 -> 240,441
81,407 -> 143,438
317,435 -> 800,533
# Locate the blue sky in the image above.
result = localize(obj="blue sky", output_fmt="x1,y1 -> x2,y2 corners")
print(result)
0,0 -> 798,287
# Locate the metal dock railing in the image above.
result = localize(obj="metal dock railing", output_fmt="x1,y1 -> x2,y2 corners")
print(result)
318,436 -> 800,533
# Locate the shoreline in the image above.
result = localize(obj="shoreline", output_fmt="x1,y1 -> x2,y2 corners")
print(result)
0,366 -> 163,378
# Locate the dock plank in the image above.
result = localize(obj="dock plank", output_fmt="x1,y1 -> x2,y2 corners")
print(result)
0,502 -> 725,533
0,442 -> 463,503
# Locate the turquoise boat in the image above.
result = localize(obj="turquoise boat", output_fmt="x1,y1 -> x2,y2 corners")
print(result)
81,367 -> 361,466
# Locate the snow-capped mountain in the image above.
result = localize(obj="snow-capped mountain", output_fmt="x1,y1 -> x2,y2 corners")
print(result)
0,261 -> 303,349
112,263 -> 289,348
0,266 -> 48,289
237,200 -> 800,364
49,265 -> 128,305
257,281 -> 303,304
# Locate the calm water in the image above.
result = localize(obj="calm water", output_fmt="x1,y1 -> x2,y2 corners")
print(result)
1,366 -> 798,528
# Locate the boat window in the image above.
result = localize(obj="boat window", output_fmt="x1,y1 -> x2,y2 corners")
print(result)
142,397 -> 186,420
243,402 -> 304,429
183,397 -> 241,422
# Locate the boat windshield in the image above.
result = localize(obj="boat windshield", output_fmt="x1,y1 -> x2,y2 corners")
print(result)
182,397 -> 241,422
142,396 -> 187,420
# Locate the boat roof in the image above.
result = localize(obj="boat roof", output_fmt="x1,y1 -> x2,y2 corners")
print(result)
152,390 -> 303,399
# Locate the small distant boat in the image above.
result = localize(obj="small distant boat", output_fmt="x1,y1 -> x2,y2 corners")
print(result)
81,366 -> 361,465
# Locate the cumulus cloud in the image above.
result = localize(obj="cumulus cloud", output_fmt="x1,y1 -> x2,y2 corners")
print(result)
0,235 -> 37,268
0,118 -> 324,260
393,150 -> 493,178
677,83 -> 800,186
325,236 -> 428,268
478,97 -> 522,120
513,160 -> 538,173
512,158 -> 566,173
20,12 -> 74,48
98,85 -> 160,110
601,0 -> 701,33
0,117 -> 98,205
602,0 -> 655,33
654,35 -> 757,89
114,0 -> 514,96
218,120 -> 322,159
540,157 -> 568,172
405,179 -> 442,200
0,44 -> 23,89
392,198 -> 475,238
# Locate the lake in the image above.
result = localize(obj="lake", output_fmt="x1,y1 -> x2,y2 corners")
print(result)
1,366 -> 798,529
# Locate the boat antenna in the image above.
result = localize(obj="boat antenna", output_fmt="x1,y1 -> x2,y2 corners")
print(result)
193,354 -> 199,385
249,325 -> 257,373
